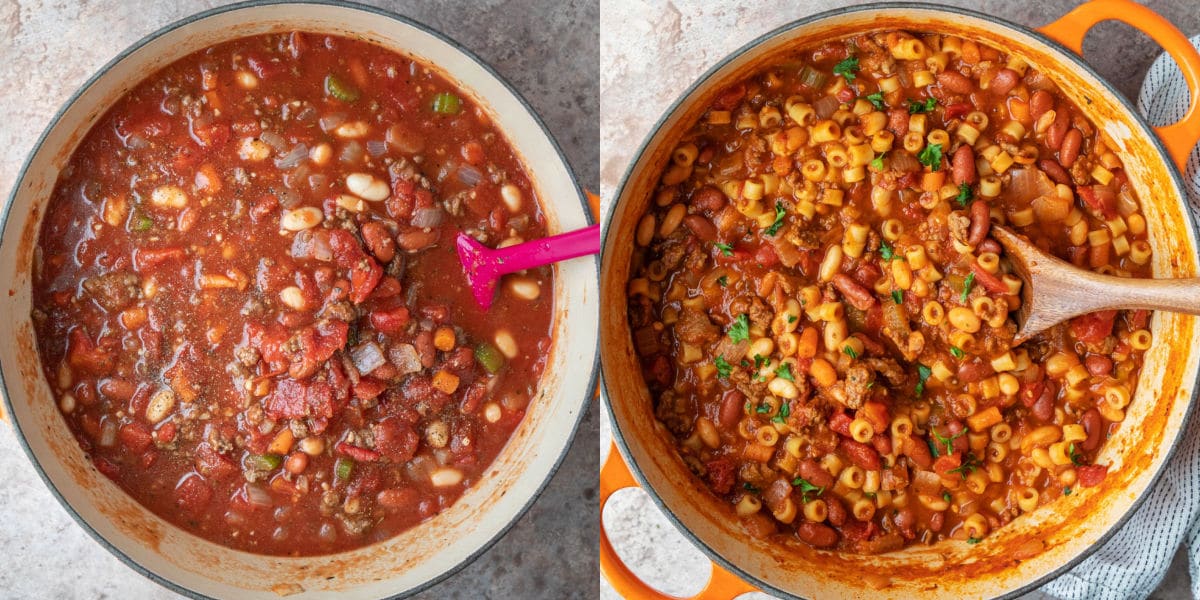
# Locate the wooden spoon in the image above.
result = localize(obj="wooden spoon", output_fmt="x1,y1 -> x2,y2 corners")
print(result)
991,225 -> 1200,344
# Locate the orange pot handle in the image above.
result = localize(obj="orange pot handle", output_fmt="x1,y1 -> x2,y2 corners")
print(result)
1038,0 -> 1200,172
600,443 -> 758,599
587,190 -> 601,222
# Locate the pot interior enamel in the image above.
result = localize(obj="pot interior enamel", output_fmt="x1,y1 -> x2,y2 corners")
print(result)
602,6 -> 1199,599
1,3 -> 596,598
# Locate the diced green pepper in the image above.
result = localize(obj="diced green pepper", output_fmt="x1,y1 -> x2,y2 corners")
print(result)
475,342 -> 506,374
132,214 -> 153,232
335,456 -> 354,480
431,92 -> 462,114
245,453 -> 283,471
324,74 -> 360,102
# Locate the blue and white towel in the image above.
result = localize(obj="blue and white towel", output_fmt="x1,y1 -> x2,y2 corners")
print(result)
1040,35 -> 1200,600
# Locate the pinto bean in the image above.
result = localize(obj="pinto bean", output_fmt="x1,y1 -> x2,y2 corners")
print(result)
798,458 -> 835,488
990,68 -> 1020,96
951,144 -> 976,185
1038,159 -> 1071,185
937,70 -> 975,95
825,495 -> 848,527
1030,90 -> 1054,120
396,228 -> 439,252
1080,408 -> 1104,451
832,273 -> 876,311
690,185 -> 726,212
967,200 -> 990,246
718,389 -> 746,430
1085,354 -> 1113,377
797,522 -> 839,548
360,222 -> 395,263
1059,128 -> 1083,167
683,214 -> 718,242
1047,104 -> 1071,150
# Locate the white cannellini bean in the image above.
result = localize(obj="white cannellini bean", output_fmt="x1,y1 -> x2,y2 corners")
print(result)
239,137 -> 272,161
335,194 -> 364,213
345,173 -> 390,201
279,286 -> 306,310
151,185 -> 188,209
497,236 -> 524,249
281,207 -> 324,231
145,389 -> 176,424
310,143 -> 332,166
59,393 -> 76,414
57,362 -> 72,390
494,329 -> 518,359
430,467 -> 464,487
483,403 -> 502,423
142,276 -> 159,300
299,437 -> 326,456
335,121 -> 370,138
507,276 -> 541,301
500,183 -> 522,212
235,70 -> 258,89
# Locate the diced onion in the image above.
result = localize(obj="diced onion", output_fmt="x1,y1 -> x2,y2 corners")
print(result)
340,141 -> 364,164
245,483 -> 273,507
350,341 -> 386,374
260,130 -> 288,152
366,140 -> 387,157
275,144 -> 309,169
1007,167 -> 1054,203
98,419 -> 117,447
411,207 -> 444,229
319,112 -> 347,132
277,188 -> 301,209
456,164 -> 483,186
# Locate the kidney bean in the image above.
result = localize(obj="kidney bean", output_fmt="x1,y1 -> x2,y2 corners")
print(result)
832,273 -> 876,311
690,185 -> 726,212
967,200 -> 990,246
1047,104 -> 1071,150
825,496 -> 847,527
937,70 -> 975,94
839,438 -> 882,470
1077,464 -> 1108,487
360,222 -> 395,263
945,420 -> 969,454
929,511 -> 945,533
956,358 -> 994,383
1030,90 -> 1054,120
1080,408 -> 1104,451
893,507 -> 916,539
989,68 -> 1020,96
951,145 -> 976,185
902,436 -> 933,470
1084,354 -> 1113,377
683,214 -> 717,242
1059,128 -> 1083,167
977,239 -> 1001,255
98,377 -> 136,402
798,458 -> 835,488
797,522 -> 839,548
718,389 -> 746,430
1032,383 -> 1055,422
1038,159 -> 1071,185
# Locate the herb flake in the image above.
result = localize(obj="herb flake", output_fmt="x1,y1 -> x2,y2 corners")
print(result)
764,200 -> 786,236
907,97 -> 937,114
714,356 -> 732,380
866,91 -> 885,110
961,272 -> 975,303
950,346 -> 965,359
715,242 -> 734,256
918,143 -> 943,171
915,364 -> 932,397
892,290 -> 903,305
728,313 -> 750,343
955,183 -> 973,207
833,56 -> 860,81
843,345 -> 859,360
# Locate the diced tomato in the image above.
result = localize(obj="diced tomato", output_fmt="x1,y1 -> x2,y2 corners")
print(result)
119,422 -> 153,454
871,435 -> 892,456
1077,464 -> 1109,487
705,458 -> 736,494
93,456 -> 120,480
372,417 -> 418,462
353,377 -> 387,400
933,452 -> 962,476
944,102 -> 972,120
1069,310 -> 1117,344
174,474 -> 213,516
1130,309 -> 1150,330
712,84 -> 746,111
189,118 -> 230,149
1077,185 -> 1117,219
857,402 -> 890,435
66,328 -> 113,374
349,257 -> 383,304
370,306 -> 411,334
835,86 -> 857,103
829,412 -> 854,437
335,441 -> 382,462
371,276 -> 402,299
265,378 -> 334,420
133,247 -> 185,271
841,520 -> 877,541
154,421 -> 177,444
246,53 -> 285,80
194,443 -> 238,480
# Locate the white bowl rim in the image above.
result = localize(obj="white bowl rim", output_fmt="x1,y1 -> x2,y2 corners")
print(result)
0,1 -> 598,598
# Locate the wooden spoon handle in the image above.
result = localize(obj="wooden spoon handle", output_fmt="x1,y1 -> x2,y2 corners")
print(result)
1061,269 -> 1200,315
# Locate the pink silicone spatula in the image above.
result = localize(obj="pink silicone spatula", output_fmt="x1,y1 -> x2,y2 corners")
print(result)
456,223 -> 600,310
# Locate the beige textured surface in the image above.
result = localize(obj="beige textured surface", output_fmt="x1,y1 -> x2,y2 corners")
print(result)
599,1 -> 1198,598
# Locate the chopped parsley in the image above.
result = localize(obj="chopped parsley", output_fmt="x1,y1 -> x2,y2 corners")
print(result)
1068,443 -> 1085,466
787,314 -> 798,323
967,537 -> 982,545
955,182 -> 974,207
717,275 -> 728,287
728,313 -> 750,343
960,272 -> 975,303
714,241 -> 734,256
907,97 -> 937,114
775,362 -> 794,382
792,476 -> 825,501
950,346 -> 965,359
764,200 -> 786,236
870,152 -> 885,171
918,143 -> 943,171
714,356 -> 732,380
866,91 -> 885,110
928,437 -> 941,458
772,401 -> 791,424
942,491 -> 952,504
879,240 -> 902,261
832,56 -> 860,81
915,364 -> 932,397
843,345 -> 860,360
753,354 -> 768,369
755,402 -> 772,414
891,290 -> 903,305
948,453 -> 982,479
932,428 -> 966,456
743,482 -> 760,493
1063,487 -> 1073,496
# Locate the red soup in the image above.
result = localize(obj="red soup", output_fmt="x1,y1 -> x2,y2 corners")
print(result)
32,32 -> 553,555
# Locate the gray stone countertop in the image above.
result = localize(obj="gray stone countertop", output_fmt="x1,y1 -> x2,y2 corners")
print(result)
0,1 -> 597,599
599,1 -> 1198,599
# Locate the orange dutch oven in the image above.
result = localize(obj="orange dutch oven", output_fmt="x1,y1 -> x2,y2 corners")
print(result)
599,1 -> 1200,598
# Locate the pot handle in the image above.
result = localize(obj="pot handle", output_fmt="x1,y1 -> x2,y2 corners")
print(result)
1039,0 -> 1200,171
600,443 -> 758,599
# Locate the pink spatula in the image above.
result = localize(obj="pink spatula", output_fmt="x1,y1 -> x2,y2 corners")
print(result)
456,223 -> 600,310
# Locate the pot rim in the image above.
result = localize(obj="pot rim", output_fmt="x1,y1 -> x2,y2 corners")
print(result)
0,1 -> 598,599
601,3 -> 1200,599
